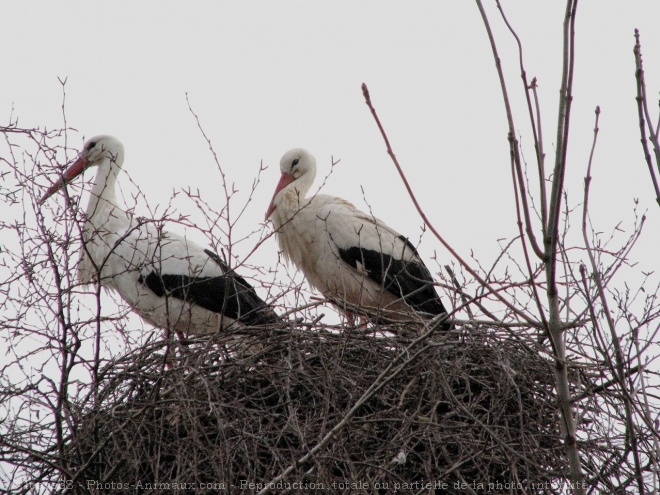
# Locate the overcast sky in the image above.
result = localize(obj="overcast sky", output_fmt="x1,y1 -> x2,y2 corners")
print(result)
2,2 -> 659,320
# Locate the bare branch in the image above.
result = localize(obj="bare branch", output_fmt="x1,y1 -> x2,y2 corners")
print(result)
582,107 -> 647,494
633,29 -> 660,208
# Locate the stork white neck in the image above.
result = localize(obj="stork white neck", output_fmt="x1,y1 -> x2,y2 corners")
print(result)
86,152 -> 123,221
265,148 -> 317,223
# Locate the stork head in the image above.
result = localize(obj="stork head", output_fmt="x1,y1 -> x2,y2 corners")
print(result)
265,148 -> 316,220
39,135 -> 125,204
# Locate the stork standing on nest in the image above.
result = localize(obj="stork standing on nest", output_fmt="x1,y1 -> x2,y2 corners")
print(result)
265,148 -> 451,329
40,135 -> 280,337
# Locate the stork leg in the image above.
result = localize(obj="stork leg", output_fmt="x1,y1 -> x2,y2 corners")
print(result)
343,309 -> 369,328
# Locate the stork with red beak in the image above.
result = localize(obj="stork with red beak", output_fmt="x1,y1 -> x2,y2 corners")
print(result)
265,148 -> 451,328
40,135 -> 280,336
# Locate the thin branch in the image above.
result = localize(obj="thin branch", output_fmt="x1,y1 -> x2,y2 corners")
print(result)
445,265 -> 474,320
490,0 -> 545,260
581,106 -> 646,494
489,1 -> 550,334
633,29 -> 660,208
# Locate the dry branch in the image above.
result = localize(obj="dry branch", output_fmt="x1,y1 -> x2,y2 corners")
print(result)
633,29 -> 660,208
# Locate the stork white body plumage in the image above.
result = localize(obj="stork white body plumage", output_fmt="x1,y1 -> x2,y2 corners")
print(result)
40,135 -> 279,336
266,148 -> 451,328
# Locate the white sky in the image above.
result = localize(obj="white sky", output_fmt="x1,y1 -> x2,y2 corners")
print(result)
2,1 -> 659,316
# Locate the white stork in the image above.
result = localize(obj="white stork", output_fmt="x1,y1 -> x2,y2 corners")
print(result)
39,135 -> 280,337
265,148 -> 451,329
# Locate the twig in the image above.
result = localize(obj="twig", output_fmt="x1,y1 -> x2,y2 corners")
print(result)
571,364 -> 641,404
488,0 -> 545,261
633,29 -> 660,208
489,1 -> 550,333
185,93 -> 235,263
581,106 -> 646,494
445,265 -> 474,320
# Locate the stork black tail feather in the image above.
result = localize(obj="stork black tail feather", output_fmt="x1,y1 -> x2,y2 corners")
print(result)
203,249 -> 282,326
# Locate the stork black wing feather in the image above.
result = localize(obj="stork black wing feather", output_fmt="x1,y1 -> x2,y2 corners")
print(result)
337,245 -> 448,318
137,250 -> 280,326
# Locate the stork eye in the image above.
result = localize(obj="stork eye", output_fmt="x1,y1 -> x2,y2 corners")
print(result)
87,141 -> 97,150
291,158 -> 300,168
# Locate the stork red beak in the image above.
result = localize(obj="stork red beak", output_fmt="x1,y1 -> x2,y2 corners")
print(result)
39,155 -> 90,204
265,172 -> 295,220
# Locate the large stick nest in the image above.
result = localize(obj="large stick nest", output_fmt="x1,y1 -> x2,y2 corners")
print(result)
62,324 -> 571,493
